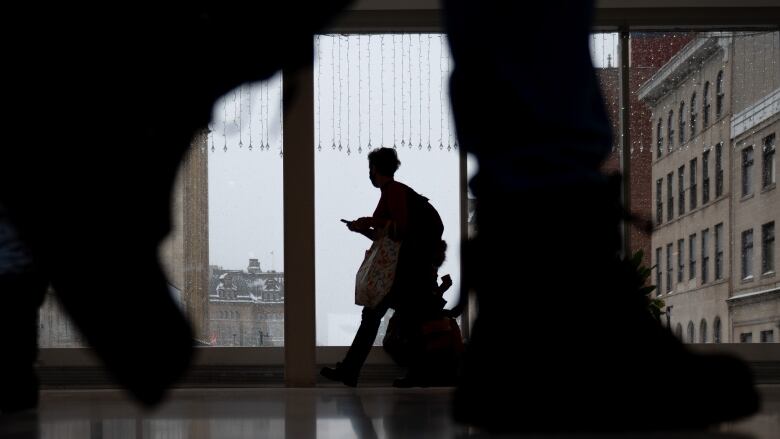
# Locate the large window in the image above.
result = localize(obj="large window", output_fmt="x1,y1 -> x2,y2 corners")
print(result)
703,149 -> 711,203
690,158 -> 698,210
742,146 -> 754,197
742,229 -> 754,280
763,222 -> 775,275
715,223 -> 724,280
764,133 -> 776,188
689,233 -> 697,280
314,34 -> 461,346
205,75 -> 286,347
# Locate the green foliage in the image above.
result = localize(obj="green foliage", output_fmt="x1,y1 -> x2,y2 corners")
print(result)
623,250 -> 665,322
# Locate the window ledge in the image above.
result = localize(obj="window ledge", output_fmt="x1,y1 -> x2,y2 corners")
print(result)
761,183 -> 776,194
761,271 -> 776,279
742,275 -> 755,284
741,193 -> 755,202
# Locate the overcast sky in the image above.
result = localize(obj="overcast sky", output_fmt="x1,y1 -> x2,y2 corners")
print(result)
207,33 -> 619,346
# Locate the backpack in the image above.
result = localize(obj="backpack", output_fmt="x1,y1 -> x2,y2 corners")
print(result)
407,189 -> 444,244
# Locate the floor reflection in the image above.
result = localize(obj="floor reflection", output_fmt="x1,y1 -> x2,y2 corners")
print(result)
0,386 -> 776,438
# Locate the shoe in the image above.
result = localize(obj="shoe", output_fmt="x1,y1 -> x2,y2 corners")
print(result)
320,363 -> 358,387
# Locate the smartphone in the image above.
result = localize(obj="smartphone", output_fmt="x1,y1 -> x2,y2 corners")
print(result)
340,219 -> 349,223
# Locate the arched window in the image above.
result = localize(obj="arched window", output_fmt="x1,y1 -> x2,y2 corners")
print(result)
716,70 -> 724,119
668,110 -> 675,151
679,101 -> 686,144
713,316 -> 722,343
690,92 -> 697,138
687,321 -> 695,343
675,323 -> 683,340
703,81 -> 711,128
656,118 -> 664,158
700,319 -> 708,343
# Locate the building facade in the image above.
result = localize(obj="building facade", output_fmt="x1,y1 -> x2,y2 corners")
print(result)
640,31 -> 779,343
208,259 -> 285,346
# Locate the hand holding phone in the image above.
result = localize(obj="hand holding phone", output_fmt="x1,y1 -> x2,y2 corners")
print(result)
340,219 -> 350,224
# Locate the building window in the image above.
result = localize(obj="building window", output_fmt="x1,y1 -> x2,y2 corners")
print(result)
656,118 -> 663,158
740,332 -> 753,343
716,70 -> 724,119
703,150 -> 710,203
678,165 -> 685,215
689,233 -> 697,280
668,110 -> 675,152
690,158 -> 698,210
699,319 -> 708,343
666,243 -> 673,293
715,142 -> 724,197
703,81 -> 711,128
763,221 -> 775,274
702,228 -> 710,283
761,330 -> 775,343
742,229 -> 754,280
678,239 -> 685,284
679,101 -> 686,144
763,133 -> 776,188
742,146 -> 754,197
656,247 -> 663,295
690,92 -> 697,138
715,223 -> 724,280
656,178 -> 663,225
687,321 -> 695,344
667,172 -> 674,221
713,317 -> 722,343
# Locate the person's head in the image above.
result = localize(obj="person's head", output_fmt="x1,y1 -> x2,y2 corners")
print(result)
367,147 -> 401,187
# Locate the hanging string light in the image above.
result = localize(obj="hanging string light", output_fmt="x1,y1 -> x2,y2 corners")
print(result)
367,35 -> 372,151
209,121 -> 215,153
259,77 -> 265,151
238,86 -> 244,149
418,34 -> 423,149
381,34 -> 385,148
279,74 -> 284,157
408,34 -> 413,148
445,35 -> 453,152
332,35 -> 337,150
248,84 -> 253,151
265,81 -> 271,150
427,34 -> 432,151
392,34 -> 397,149
337,34 -> 343,152
439,35 -> 445,150
401,34 -> 405,148
316,35 -> 322,152
358,35 -> 363,155
223,98 -> 228,152
346,34 -> 351,155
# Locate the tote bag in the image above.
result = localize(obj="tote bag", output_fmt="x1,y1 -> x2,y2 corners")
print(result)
355,226 -> 401,308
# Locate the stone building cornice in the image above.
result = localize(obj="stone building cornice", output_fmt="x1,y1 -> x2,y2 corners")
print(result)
637,33 -> 728,106
731,87 -> 780,139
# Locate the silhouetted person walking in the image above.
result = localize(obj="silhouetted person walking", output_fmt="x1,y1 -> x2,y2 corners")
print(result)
0,2 -> 352,413
444,0 -> 758,432
321,147 -> 444,387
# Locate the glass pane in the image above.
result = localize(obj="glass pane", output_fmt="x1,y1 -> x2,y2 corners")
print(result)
634,31 -> 779,343
37,76 -> 285,348
204,74 -> 285,347
315,34 -> 461,346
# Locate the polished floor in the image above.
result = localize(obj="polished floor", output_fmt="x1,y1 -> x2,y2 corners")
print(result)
1,385 -> 778,438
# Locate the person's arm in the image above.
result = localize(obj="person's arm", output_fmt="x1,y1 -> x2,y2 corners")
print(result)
347,218 -> 379,241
